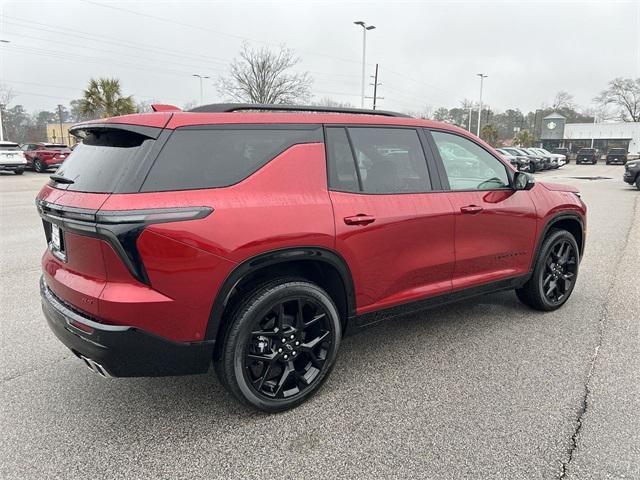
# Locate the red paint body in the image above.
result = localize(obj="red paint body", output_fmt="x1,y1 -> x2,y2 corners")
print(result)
38,111 -> 587,345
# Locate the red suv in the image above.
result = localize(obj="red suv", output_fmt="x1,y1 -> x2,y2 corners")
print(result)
21,142 -> 71,172
37,104 -> 586,411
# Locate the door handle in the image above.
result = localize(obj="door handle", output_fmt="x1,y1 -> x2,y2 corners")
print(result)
460,205 -> 483,214
344,214 -> 376,226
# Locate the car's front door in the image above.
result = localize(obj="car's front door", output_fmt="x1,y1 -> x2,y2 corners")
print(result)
327,126 -> 455,316
427,130 -> 538,291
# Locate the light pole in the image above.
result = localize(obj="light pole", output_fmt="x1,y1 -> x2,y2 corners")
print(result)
0,40 -> 10,141
193,74 -> 210,105
354,21 -> 376,108
476,73 -> 487,136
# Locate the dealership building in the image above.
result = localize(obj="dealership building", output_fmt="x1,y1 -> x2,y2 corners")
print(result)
540,112 -> 640,154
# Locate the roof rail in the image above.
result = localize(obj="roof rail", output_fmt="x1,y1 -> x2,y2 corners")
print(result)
187,103 -> 411,118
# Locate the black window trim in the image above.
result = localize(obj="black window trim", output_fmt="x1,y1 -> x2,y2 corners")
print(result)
323,123 -> 438,195
424,128 -> 516,193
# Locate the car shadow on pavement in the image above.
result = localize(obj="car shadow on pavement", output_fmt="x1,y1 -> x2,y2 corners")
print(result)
42,289 -> 534,420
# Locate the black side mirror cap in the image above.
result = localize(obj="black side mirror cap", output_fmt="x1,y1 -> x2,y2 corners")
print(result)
514,171 -> 535,191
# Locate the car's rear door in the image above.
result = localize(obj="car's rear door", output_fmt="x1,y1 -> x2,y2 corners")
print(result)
426,129 -> 537,291
327,126 -> 455,317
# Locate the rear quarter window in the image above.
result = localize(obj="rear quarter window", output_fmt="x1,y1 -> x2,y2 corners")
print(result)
141,126 -> 322,192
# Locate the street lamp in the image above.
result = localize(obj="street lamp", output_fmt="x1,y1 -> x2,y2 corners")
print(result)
193,74 -> 210,105
0,40 -> 11,141
354,21 -> 376,109
476,73 -> 488,136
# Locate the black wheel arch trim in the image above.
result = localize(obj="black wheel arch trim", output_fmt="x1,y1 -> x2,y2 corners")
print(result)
532,212 -> 585,270
204,247 -> 356,341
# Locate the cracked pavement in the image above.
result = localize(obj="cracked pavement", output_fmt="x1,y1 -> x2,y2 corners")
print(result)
1,165 -> 638,479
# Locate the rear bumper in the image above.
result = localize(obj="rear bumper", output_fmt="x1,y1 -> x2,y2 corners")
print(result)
0,163 -> 25,170
40,277 -> 214,377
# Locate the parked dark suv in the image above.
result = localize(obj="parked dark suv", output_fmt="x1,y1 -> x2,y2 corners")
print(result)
38,104 -> 587,412
623,160 -> 640,189
606,148 -> 628,165
576,148 -> 598,165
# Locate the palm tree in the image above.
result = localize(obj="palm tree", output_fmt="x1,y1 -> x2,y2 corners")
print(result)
80,78 -> 137,118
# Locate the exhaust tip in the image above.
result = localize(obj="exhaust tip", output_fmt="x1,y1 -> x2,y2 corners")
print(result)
78,355 -> 110,378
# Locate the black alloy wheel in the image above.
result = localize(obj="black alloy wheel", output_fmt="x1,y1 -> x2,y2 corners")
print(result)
34,159 -> 45,173
516,229 -> 580,311
243,297 -> 333,399
540,239 -> 577,305
216,279 -> 341,412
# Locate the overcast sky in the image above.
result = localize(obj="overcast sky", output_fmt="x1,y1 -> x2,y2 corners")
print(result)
1,0 -> 639,115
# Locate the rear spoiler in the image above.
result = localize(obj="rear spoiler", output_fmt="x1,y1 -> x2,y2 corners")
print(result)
69,123 -> 163,140
151,104 -> 181,112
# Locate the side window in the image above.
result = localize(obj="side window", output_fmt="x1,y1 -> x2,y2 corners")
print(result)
347,127 -> 431,193
431,131 -> 510,191
141,127 -> 321,192
326,127 -> 359,192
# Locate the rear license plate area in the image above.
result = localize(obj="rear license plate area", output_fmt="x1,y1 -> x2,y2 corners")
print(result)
46,221 -> 67,261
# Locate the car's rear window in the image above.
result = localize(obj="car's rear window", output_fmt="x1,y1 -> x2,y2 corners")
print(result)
54,129 -> 155,193
140,126 -> 321,192
578,149 -> 595,153
0,144 -> 20,151
609,148 -> 626,154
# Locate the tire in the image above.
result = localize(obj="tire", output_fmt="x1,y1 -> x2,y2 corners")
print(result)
215,278 -> 341,412
34,159 -> 46,173
14,169 -> 24,175
516,229 -> 580,311
635,176 -> 640,191
606,160 -> 611,165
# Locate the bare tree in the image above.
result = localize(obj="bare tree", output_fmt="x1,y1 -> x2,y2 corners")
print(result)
552,91 -> 575,111
312,97 -> 354,108
218,43 -> 312,104
0,83 -> 16,107
595,78 -> 640,122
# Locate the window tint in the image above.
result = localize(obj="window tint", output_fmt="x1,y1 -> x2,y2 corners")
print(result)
142,127 -> 320,192
326,127 -> 359,192
431,131 -> 510,191
0,144 -> 20,151
55,129 -> 155,193
346,127 -> 430,193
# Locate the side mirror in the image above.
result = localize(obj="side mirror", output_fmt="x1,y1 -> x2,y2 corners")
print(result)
514,171 -> 535,191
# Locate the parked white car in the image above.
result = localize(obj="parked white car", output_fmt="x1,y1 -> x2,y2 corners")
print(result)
532,148 -> 566,167
0,141 -> 27,175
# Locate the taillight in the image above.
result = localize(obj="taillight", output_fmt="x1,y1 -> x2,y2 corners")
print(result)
36,200 -> 213,284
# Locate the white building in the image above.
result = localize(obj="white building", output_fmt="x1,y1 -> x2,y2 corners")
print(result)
564,122 -> 640,154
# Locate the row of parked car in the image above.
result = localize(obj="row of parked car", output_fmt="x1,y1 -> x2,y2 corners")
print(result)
0,141 -> 72,175
496,147 -> 566,173
551,147 -> 630,165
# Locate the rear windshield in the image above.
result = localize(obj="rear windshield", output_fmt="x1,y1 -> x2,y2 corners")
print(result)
54,129 -> 155,193
44,145 -> 68,150
0,144 -> 20,151
141,126 -> 321,192
578,149 -> 595,153
609,148 -> 626,154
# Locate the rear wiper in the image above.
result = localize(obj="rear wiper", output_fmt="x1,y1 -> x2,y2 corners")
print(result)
49,174 -> 75,184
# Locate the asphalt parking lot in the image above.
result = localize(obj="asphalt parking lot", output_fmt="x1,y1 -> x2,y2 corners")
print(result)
0,164 -> 638,479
